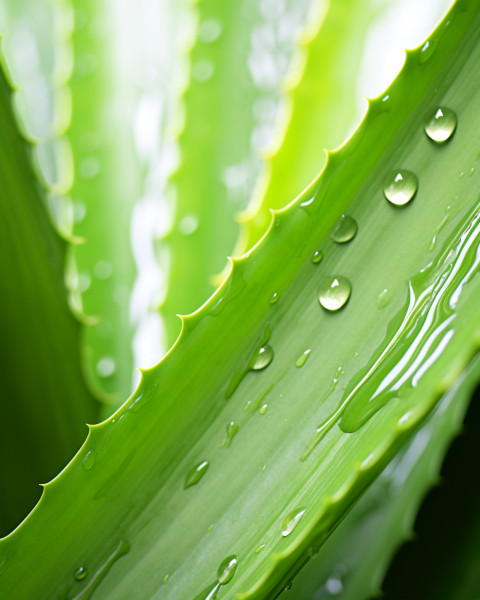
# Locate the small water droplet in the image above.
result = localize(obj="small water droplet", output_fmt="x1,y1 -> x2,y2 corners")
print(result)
269,292 -> 279,304
208,524 -> 214,532
284,582 -> 292,591
424,106 -> 457,143
226,422 -> 239,447
376,289 -> 391,309
82,449 -> 96,471
330,214 -> 357,244
252,344 -> 273,370
74,566 -> 87,581
179,214 -> 199,235
281,508 -> 306,537
383,169 -> 418,206
418,38 -> 437,63
318,276 -> 351,311
199,19 -> 222,43
255,544 -> 265,553
96,356 -> 115,378
217,555 -> 238,584
469,167 -> 475,177
93,260 -> 113,279
192,60 -> 214,82
326,576 -> 343,595
184,460 -> 209,489
262,465 -> 266,472
163,574 -> 169,584
311,250 -> 323,264
243,400 -> 252,412
259,404 -> 268,415
459,170 -> 465,179
79,157 -> 100,180
296,349 -> 311,368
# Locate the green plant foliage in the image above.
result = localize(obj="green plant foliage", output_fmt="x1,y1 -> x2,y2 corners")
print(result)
291,355 -> 480,599
68,0 -> 140,405
1,2 -> 480,598
0,49 -> 98,536
161,0 -> 313,344
237,0 -> 380,255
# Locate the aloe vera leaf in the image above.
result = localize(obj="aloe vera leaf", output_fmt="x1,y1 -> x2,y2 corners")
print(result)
2,1 -> 480,597
382,381 -> 480,600
290,354 -> 480,599
68,0 -> 140,405
237,0 -> 380,255
0,51 -> 97,536
161,0 -> 315,344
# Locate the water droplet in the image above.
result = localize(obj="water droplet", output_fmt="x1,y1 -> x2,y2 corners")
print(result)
208,524 -> 214,532
376,289 -> 391,309
326,576 -> 343,595
184,460 -> 209,489
82,449 -> 96,471
296,349 -> 311,368
226,422 -> 239,447
424,106 -> 457,143
281,508 -> 306,537
255,544 -> 265,553
269,292 -> 279,304
330,215 -> 357,243
259,404 -> 268,415
262,465 -> 266,472
74,566 -> 87,581
93,260 -> 112,279
192,60 -> 214,82
199,19 -> 222,43
217,555 -> 238,584
179,214 -> 199,235
383,169 -> 418,206
243,400 -> 252,412
284,582 -> 292,591
318,276 -> 351,311
311,250 -> 323,264
469,167 -> 475,177
96,357 -> 115,378
252,344 -> 273,370
163,574 -> 169,584
418,38 -> 437,63
79,157 -> 100,180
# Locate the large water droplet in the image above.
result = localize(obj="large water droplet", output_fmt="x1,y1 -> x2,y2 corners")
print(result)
296,349 -> 311,368
74,566 -> 87,581
281,508 -> 306,537
424,106 -> 457,143
330,214 -> 357,243
217,555 -> 238,584
184,460 -> 209,489
311,250 -> 323,264
383,170 -> 418,206
318,276 -> 351,311
82,449 -> 96,471
226,421 -> 239,447
252,344 -> 273,370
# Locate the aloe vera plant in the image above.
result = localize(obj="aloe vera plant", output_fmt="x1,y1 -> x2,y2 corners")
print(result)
1,0 -> 480,598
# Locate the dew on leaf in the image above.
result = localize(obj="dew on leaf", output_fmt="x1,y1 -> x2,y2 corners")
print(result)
383,169 -> 418,206
226,421 -> 239,447
269,292 -> 279,304
163,574 -> 169,584
93,260 -> 113,279
192,60 -> 214,82
311,250 -> 323,264
259,404 -> 268,415
82,449 -> 96,471
184,460 -> 209,489
318,276 -> 351,311
217,555 -> 238,584
330,214 -> 357,243
281,508 -> 306,537
198,19 -> 222,43
74,566 -> 87,581
424,106 -> 457,143
96,356 -> 115,378
376,288 -> 390,309
179,214 -> 199,235
296,349 -> 311,367
255,544 -> 265,553
252,344 -> 273,370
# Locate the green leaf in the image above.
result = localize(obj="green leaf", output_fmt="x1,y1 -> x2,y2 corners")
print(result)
2,1 -> 480,598
237,0 -> 380,254
68,0 -> 140,405
0,48 -> 98,535
161,0 -> 314,344
290,353 -> 480,599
